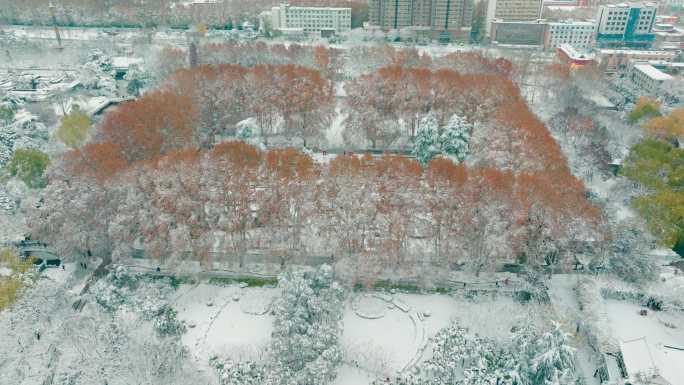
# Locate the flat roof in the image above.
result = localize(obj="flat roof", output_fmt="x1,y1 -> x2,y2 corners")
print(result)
558,44 -> 596,60
599,49 -> 676,55
620,337 -> 658,379
607,2 -> 657,7
279,4 -> 351,11
549,20 -> 596,26
634,64 -> 673,80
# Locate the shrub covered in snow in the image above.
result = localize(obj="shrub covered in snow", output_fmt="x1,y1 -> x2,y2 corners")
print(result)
212,358 -> 266,385
91,266 -> 174,317
153,305 -> 187,337
389,321 -> 577,385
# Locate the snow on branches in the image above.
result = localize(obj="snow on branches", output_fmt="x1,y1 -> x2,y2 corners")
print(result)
412,113 -> 472,165
387,321 -> 577,385
212,265 -> 345,385
269,265 -> 345,385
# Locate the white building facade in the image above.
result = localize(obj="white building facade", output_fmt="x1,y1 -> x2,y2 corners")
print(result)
546,20 -> 596,49
596,3 -> 657,47
270,4 -> 351,35
629,63 -> 673,95
485,0 -> 543,36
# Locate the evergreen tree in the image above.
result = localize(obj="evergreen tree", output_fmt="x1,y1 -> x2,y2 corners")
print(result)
269,265 -> 345,385
440,114 -> 472,164
412,113 -> 440,165
531,322 -> 575,385
412,113 -> 472,166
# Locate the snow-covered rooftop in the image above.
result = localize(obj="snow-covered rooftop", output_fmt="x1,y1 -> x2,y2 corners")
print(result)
633,64 -> 673,81
620,337 -> 658,380
111,57 -> 144,70
598,49 -> 675,56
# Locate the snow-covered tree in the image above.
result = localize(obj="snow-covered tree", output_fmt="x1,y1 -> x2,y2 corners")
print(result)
269,265 -> 345,385
441,114 -> 472,164
78,49 -> 116,95
531,322 -> 576,385
388,321 -> 577,385
412,113 -> 472,165
125,64 -> 152,96
412,113 -> 440,165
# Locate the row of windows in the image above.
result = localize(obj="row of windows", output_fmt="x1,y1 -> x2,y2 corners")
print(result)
286,9 -> 350,14
553,33 -> 593,38
553,36 -> 592,40
606,8 -> 655,16
288,13 -> 350,17
551,26 -> 594,31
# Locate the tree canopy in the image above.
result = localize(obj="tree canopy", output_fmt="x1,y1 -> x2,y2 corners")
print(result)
622,138 -> 684,246
7,148 -> 50,188
55,106 -> 91,148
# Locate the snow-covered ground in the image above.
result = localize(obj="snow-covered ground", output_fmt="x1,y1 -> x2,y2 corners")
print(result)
175,283 -> 279,377
603,299 -> 684,385
175,283 -> 549,385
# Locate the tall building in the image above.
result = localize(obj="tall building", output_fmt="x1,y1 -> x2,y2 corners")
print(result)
433,0 -> 474,32
490,0 -> 542,20
596,3 -> 657,48
269,3 -> 351,35
546,20 -> 596,49
412,0 -> 434,27
369,0 -> 413,29
368,0 -> 473,38
485,0 -> 543,36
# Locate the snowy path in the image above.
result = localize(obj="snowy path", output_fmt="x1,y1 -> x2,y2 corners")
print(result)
325,104 -> 347,148
548,275 -> 601,385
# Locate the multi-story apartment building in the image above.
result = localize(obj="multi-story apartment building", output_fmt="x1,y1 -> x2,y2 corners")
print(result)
596,3 -> 657,48
412,0 -> 434,26
368,0 -> 473,39
433,0 -> 473,32
485,0 -> 543,36
490,0 -> 543,20
270,3 -> 351,35
369,0 -> 414,29
546,20 -> 596,49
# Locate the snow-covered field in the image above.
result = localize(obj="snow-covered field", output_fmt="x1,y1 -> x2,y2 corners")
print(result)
175,284 -> 279,376
175,283 -> 549,385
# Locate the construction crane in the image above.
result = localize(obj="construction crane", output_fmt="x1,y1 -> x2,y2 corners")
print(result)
48,2 -> 63,49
